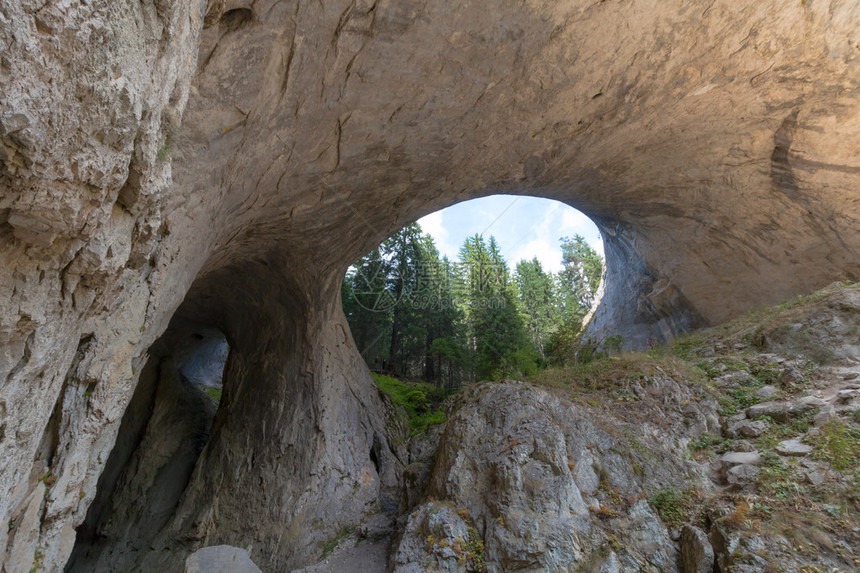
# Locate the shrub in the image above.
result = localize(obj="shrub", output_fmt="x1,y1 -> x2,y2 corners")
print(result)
604,335 -> 624,355
649,488 -> 690,527
372,373 -> 447,436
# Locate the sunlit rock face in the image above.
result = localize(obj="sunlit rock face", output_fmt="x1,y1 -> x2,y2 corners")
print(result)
1,0 -> 858,570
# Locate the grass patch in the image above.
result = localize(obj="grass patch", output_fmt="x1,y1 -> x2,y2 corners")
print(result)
757,453 -> 805,499
198,385 -> 222,402
320,525 -> 355,559
372,373 -> 447,436
717,384 -> 763,417
813,420 -> 860,471
529,352 -> 702,394
669,332 -> 710,360
410,409 -> 447,435
649,487 -> 693,527
688,432 -> 731,457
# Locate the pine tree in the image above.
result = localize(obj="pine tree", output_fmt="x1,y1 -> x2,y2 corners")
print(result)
514,257 -> 559,358
457,234 -> 530,380
382,223 -> 424,375
559,234 -> 603,312
548,235 -> 604,365
342,247 -> 393,369
344,225 -> 566,385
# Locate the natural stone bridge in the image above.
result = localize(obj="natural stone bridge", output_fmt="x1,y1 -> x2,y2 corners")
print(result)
0,0 -> 858,570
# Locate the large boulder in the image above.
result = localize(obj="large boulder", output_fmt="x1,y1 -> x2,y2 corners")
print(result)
393,381 -> 700,571
184,545 -> 262,573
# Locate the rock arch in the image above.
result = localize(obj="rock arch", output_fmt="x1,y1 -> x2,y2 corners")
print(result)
0,0 -> 858,570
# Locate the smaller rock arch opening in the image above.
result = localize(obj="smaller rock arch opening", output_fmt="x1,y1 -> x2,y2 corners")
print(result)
69,253 -> 402,571
67,317 -> 231,572
175,326 -> 230,402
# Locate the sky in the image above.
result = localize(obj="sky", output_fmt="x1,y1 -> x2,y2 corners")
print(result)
417,195 -> 603,273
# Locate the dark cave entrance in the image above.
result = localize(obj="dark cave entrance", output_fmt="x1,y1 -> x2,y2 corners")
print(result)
66,318 -> 230,572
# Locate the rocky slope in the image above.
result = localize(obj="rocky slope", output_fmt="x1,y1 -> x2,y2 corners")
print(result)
1,1 -> 859,571
299,282 -> 860,572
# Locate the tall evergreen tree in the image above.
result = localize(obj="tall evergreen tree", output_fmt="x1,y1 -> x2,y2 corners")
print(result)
343,224 -> 588,384
382,223 -> 424,375
559,235 -> 603,313
548,235 -> 604,364
514,257 -> 559,358
342,247 -> 393,368
458,234 -> 530,380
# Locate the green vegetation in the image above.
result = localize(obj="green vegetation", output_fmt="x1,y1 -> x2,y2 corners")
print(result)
421,502 -> 486,572
757,453 -> 805,499
649,488 -> 693,527
156,111 -> 179,162
199,385 -> 222,402
529,352 -> 702,394
372,373 -> 447,436
603,334 -> 624,355
319,525 -> 356,559
688,432 -> 730,455
29,547 -> 44,573
687,357 -> 787,416
814,420 -> 860,471
459,525 -> 485,571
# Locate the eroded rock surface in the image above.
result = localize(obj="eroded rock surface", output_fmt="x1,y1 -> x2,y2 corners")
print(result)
184,545 -> 262,573
392,380 -> 704,572
1,0 -> 859,571
0,0 -> 203,569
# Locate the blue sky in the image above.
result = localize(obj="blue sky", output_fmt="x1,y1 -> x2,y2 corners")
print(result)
417,195 -> 603,273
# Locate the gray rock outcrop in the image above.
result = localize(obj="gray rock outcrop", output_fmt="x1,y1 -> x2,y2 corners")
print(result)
680,525 -> 714,573
393,381 -> 699,571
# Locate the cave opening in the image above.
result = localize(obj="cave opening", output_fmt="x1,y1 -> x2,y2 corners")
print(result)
66,315 -> 230,572
66,249 -> 404,572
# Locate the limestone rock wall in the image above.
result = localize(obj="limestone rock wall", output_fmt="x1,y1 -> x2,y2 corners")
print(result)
0,1 -> 204,570
0,0 -> 858,570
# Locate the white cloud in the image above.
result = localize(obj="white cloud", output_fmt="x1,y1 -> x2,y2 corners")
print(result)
418,211 -> 446,241
418,210 -> 459,259
511,238 -> 563,273
560,208 -> 593,234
